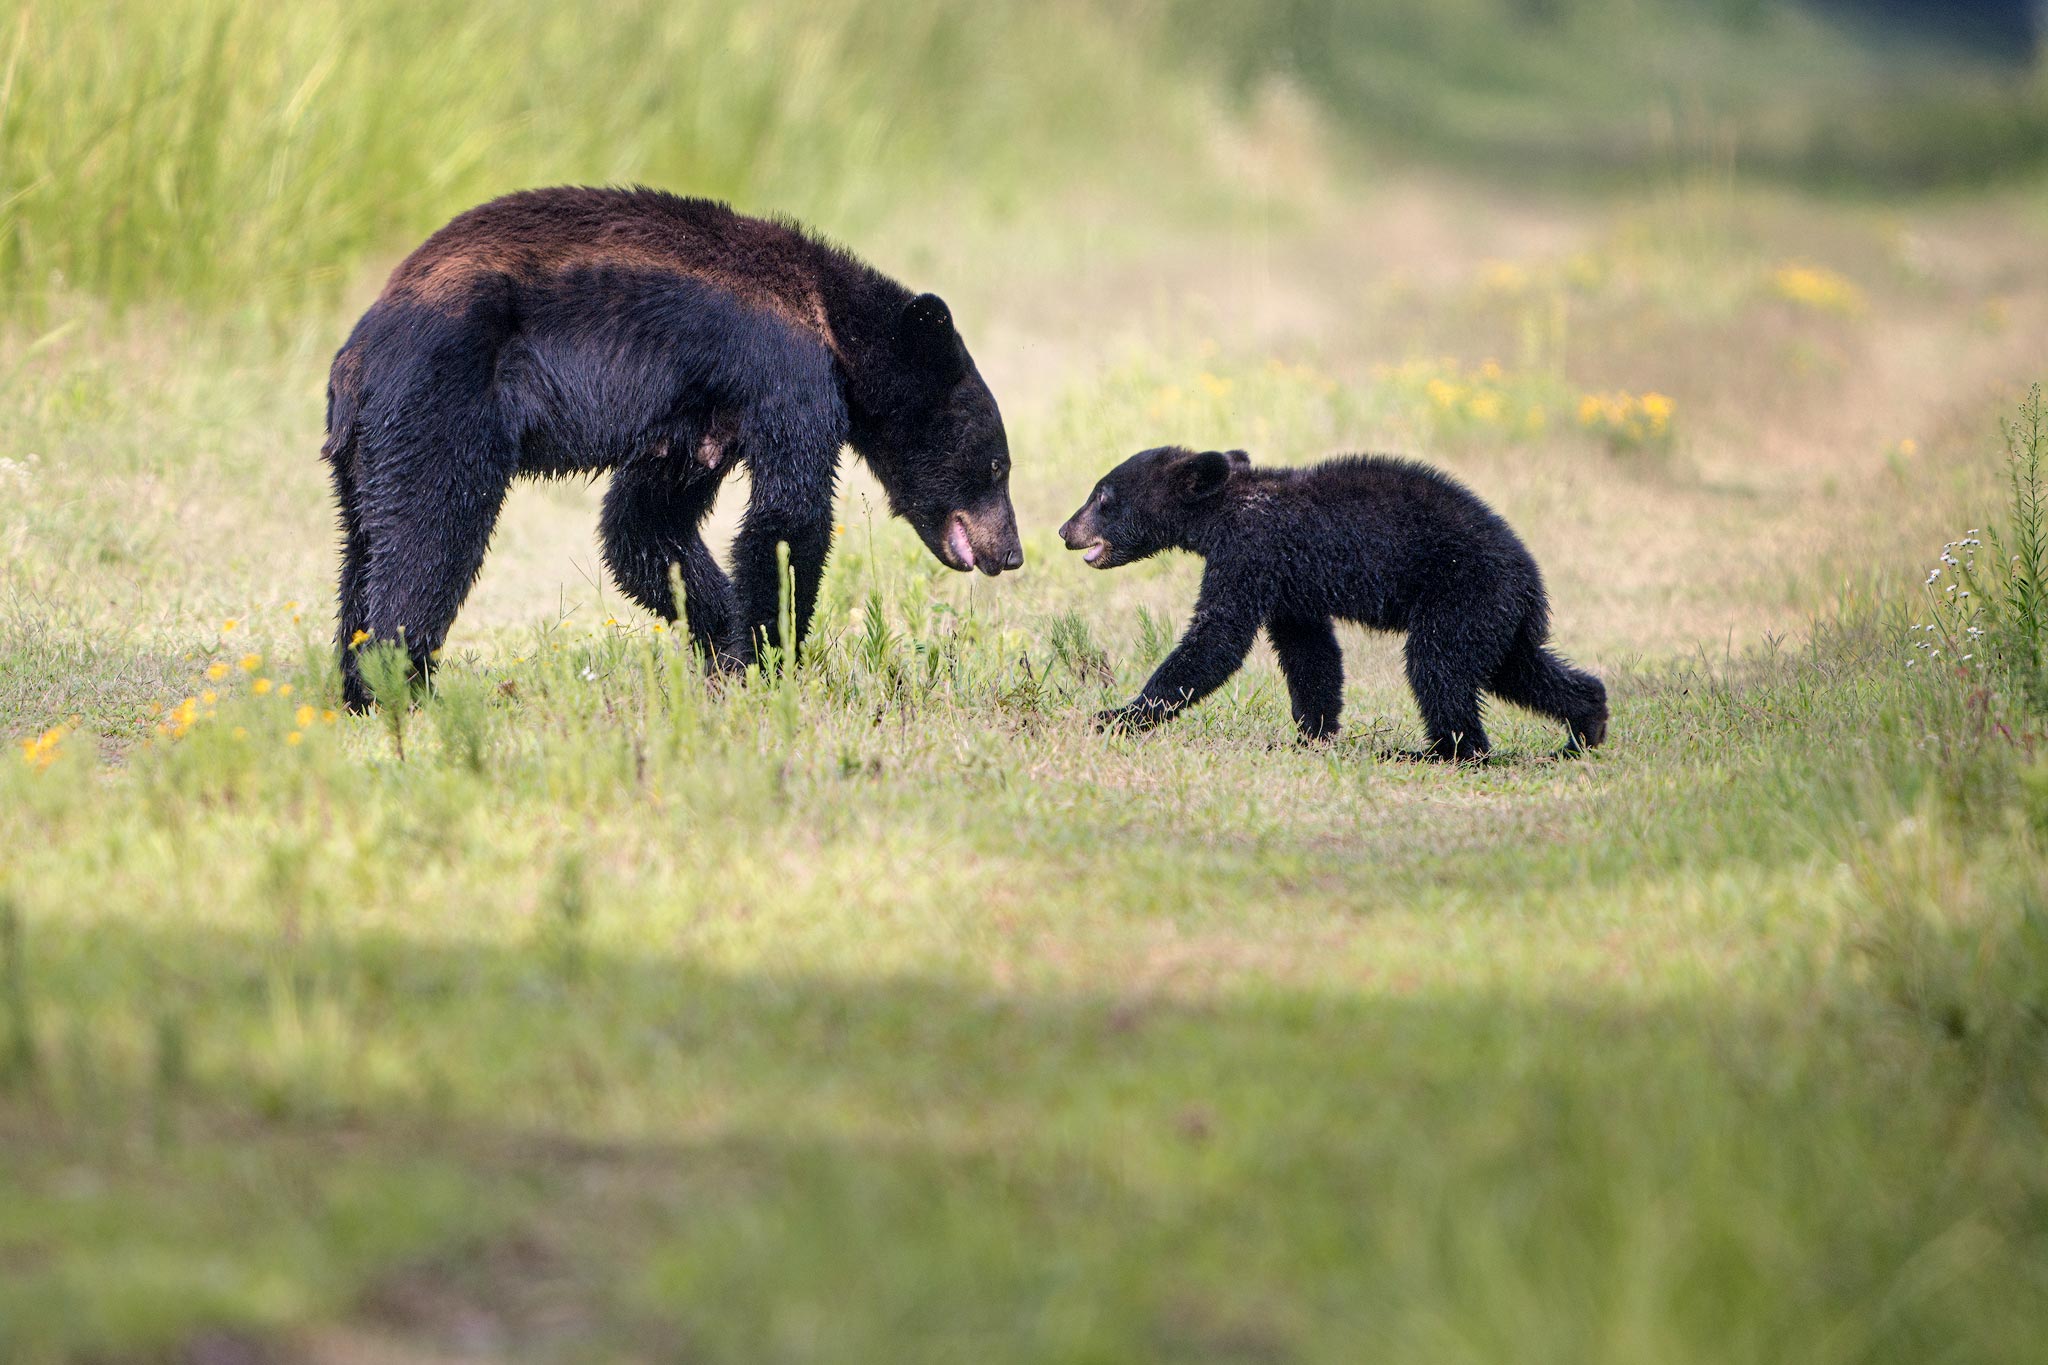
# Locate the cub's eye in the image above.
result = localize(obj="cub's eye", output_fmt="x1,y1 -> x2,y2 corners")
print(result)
1097,485 -> 1115,508
989,457 -> 1004,480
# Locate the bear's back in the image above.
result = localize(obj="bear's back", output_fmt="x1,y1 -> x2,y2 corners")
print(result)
377,187 -> 847,345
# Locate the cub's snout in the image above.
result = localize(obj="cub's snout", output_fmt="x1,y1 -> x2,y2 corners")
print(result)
1058,506 -> 1112,567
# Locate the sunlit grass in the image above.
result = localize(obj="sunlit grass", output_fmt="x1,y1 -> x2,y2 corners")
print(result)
4,7 -> 2048,1354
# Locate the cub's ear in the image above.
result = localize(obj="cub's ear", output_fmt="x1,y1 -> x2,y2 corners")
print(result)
1183,448 -> 1234,500
900,293 -> 968,386
1224,449 -> 1252,470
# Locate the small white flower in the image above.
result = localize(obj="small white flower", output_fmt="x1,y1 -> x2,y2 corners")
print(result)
581,667 -> 596,681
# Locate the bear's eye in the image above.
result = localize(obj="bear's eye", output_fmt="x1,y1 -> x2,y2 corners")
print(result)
989,457 -> 1004,481
1097,485 -> 1115,508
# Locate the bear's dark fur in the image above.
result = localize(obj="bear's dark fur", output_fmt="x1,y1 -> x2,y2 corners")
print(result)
1059,447 -> 1607,759
324,186 -> 1021,709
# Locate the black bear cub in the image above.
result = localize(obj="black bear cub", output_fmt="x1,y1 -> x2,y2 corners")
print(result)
1059,447 -> 1607,759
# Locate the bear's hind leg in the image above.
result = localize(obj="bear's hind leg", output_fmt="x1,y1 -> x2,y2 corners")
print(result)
352,423 -> 517,709
326,447 -> 373,708
1269,614 -> 1344,741
600,463 -> 744,670
1488,624 -> 1608,754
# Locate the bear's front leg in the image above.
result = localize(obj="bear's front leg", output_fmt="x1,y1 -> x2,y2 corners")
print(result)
729,414 -> 844,664
732,510 -> 833,664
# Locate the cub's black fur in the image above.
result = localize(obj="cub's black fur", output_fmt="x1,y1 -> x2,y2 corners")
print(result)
1059,447 -> 1607,760
324,186 -> 1021,709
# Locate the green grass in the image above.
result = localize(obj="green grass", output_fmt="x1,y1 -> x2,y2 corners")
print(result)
6,3 -> 2048,1358
4,549 -> 2048,1362
6,245 -> 2048,1357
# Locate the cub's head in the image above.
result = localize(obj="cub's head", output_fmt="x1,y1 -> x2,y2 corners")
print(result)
1059,446 -> 1250,569
854,293 -> 1022,576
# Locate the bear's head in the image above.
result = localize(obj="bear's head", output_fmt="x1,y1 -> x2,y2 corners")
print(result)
851,294 -> 1022,577
1059,446 -> 1250,569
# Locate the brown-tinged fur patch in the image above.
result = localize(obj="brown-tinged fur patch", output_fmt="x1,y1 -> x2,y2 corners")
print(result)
381,188 -> 840,352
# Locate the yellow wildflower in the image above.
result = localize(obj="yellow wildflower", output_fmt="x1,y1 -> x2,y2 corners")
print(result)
1479,260 -> 1528,294
349,630 -> 371,648
231,726 -> 248,741
295,705 -> 316,728
206,662 -> 229,681
1197,372 -> 1233,398
238,653 -> 262,673
253,677 -> 273,695
201,689 -> 218,705
1771,263 -> 1863,314
222,618 -> 239,633
1899,438 -> 1918,457
21,724 -> 67,770
321,709 -> 339,724
277,682 -> 293,698
285,731 -> 304,747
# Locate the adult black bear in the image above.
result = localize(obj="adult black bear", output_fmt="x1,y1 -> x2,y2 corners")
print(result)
324,186 -> 1022,709
1059,447 -> 1607,760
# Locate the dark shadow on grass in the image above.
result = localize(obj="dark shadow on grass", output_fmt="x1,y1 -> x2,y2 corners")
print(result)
2,915 -> 2042,1365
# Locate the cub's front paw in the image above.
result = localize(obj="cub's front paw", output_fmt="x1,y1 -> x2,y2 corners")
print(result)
1094,702 -> 1163,735
1094,706 -> 1136,735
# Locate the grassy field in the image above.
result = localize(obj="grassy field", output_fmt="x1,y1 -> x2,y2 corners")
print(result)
6,3 -> 2048,1362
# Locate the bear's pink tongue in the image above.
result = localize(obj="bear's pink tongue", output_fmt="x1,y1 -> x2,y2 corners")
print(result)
946,518 -> 977,571
1084,542 -> 1107,565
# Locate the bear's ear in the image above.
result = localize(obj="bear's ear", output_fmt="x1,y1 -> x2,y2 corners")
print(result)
900,293 -> 969,387
1224,449 -> 1252,470
1183,449 -> 1234,501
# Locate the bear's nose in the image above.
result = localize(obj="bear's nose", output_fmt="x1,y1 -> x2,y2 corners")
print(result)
1001,543 -> 1024,572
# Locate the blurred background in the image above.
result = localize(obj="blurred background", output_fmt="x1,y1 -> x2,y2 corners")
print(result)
2,0 -> 2044,312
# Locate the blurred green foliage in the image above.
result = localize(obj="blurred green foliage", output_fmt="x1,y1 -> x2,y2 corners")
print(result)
1,0 -> 2044,311
1166,0 -> 2048,188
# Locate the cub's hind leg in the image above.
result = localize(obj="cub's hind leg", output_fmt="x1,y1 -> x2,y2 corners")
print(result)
1488,621 -> 1608,754
1402,605 -> 1509,762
